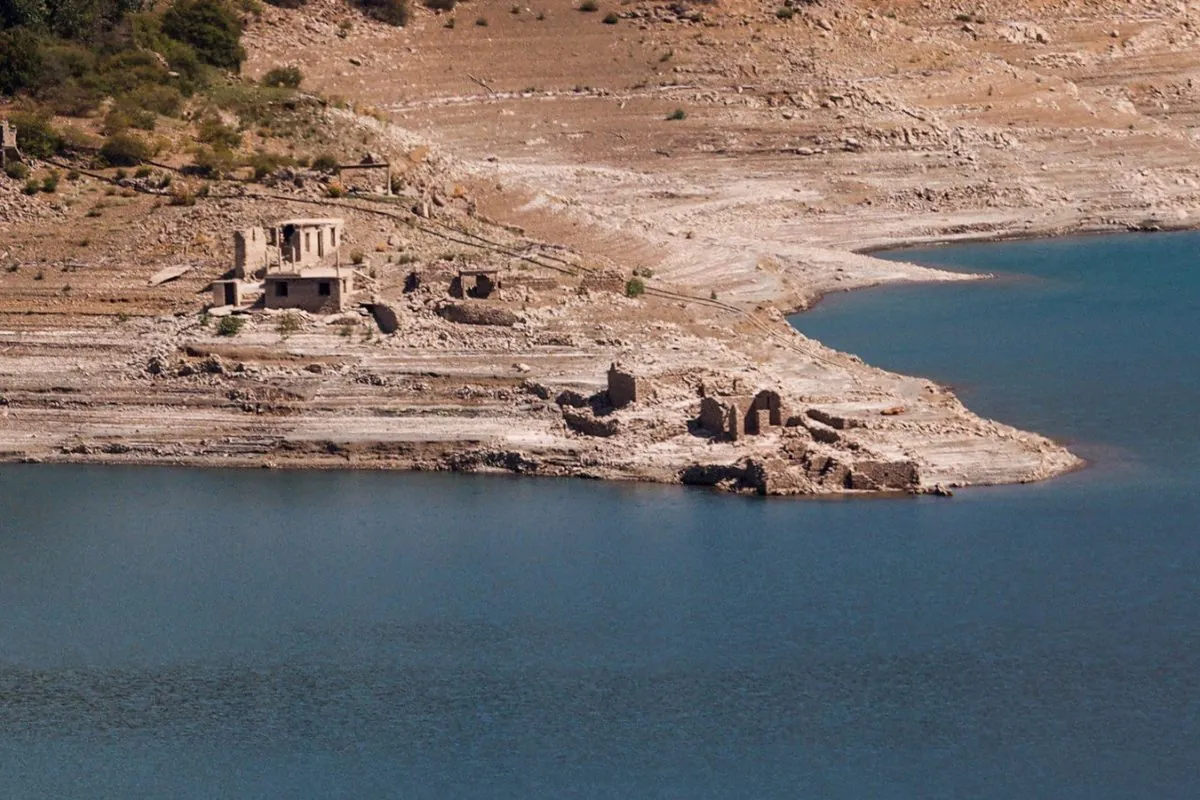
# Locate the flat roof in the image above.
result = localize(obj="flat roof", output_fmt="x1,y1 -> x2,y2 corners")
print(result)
266,267 -> 347,279
275,218 -> 344,227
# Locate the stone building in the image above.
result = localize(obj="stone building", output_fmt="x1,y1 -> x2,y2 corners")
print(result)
264,266 -> 355,313
1,120 -> 20,167
698,389 -> 789,440
215,216 -> 357,312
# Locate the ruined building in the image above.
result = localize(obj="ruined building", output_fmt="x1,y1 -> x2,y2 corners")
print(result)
1,120 -> 20,168
212,217 -> 357,313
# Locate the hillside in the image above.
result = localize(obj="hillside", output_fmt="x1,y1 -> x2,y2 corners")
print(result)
3,0 -> 1195,493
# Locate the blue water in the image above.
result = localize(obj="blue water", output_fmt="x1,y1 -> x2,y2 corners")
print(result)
2,233 -> 1199,798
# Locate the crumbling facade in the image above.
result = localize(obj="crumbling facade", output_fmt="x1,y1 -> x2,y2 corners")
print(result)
214,217 -> 357,313
450,268 -> 501,299
698,388 -> 789,440
0,120 -> 20,167
607,363 -> 650,408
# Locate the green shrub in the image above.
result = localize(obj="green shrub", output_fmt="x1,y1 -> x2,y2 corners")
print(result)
162,0 -> 246,71
9,112 -> 63,159
100,133 -> 151,166
775,6 -> 794,19
262,65 -> 303,88
276,311 -> 302,336
247,150 -> 291,180
4,162 -> 30,181
624,277 -> 646,298
350,249 -> 365,265
41,170 -> 61,193
666,108 -> 687,121
23,179 -> 40,196
602,11 -> 618,23
123,83 -> 186,117
0,28 -> 43,95
475,14 -> 487,25
189,145 -> 236,177
425,0 -> 456,9
197,115 -> 243,148
311,152 -> 339,172
216,315 -> 245,336
579,0 -> 598,10
354,0 -> 410,26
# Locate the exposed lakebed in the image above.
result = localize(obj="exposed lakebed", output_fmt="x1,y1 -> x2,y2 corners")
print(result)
2,233 -> 1198,798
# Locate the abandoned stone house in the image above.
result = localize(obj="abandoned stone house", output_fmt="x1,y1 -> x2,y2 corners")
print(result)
1,120 -> 20,167
450,268 -> 501,299
699,389 -> 788,440
213,217 -> 357,312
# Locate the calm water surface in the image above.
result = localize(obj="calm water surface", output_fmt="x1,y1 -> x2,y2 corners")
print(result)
2,233 -> 1199,798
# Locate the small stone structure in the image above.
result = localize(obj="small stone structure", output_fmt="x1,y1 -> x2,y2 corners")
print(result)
271,218 -> 345,269
211,279 -> 257,308
214,216 -> 357,313
450,268 -> 501,299
698,388 -> 789,440
0,120 -> 20,167
607,363 -> 649,408
233,227 -> 269,279
264,267 -> 354,313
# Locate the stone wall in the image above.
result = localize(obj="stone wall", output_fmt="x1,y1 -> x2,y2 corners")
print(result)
234,227 -> 267,279
607,363 -> 644,408
264,276 -> 348,313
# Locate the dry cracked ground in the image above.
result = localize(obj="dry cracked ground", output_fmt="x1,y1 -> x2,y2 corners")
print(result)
4,0 -> 1198,494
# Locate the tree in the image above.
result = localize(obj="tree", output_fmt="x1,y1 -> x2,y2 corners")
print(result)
0,28 -> 44,95
161,0 -> 245,71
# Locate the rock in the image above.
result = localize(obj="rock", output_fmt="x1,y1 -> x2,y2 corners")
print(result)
563,407 -> 619,437
367,302 -> 400,334
436,303 -> 519,327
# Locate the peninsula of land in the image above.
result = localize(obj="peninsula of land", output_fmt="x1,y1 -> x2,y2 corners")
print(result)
4,0 -> 1196,494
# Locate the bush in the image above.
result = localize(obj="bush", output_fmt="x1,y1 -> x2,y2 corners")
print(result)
424,0 -> 456,9
666,108 -> 687,121
0,28 -> 43,96
247,150 -> 291,180
264,0 -> 307,6
602,11 -> 618,23
124,83 -> 186,117
41,170 -> 61,193
162,0 -> 247,71
262,65 -> 303,88
9,112 -> 63,159
311,152 -> 339,172
197,115 -> 243,149
4,162 -> 30,181
216,315 -> 245,336
350,249 -> 365,265
624,277 -> 645,298
23,179 -> 40,196
189,145 -> 236,177
100,133 -> 151,166
775,6 -> 794,19
276,311 -> 302,336
579,0 -> 598,10
354,0 -> 410,26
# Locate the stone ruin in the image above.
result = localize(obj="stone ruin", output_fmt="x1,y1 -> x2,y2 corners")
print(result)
450,268 -> 500,299
697,388 -> 787,440
212,217 -> 359,314
0,119 -> 20,167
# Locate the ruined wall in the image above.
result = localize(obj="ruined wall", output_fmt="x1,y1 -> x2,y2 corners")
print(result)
607,363 -> 646,408
234,228 -> 267,279
437,303 -> 519,326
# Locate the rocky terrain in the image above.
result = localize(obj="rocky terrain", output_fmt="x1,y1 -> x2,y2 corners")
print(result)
7,0 -> 1199,494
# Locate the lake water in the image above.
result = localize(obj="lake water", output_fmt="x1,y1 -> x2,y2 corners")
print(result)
2,233 -> 1199,798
